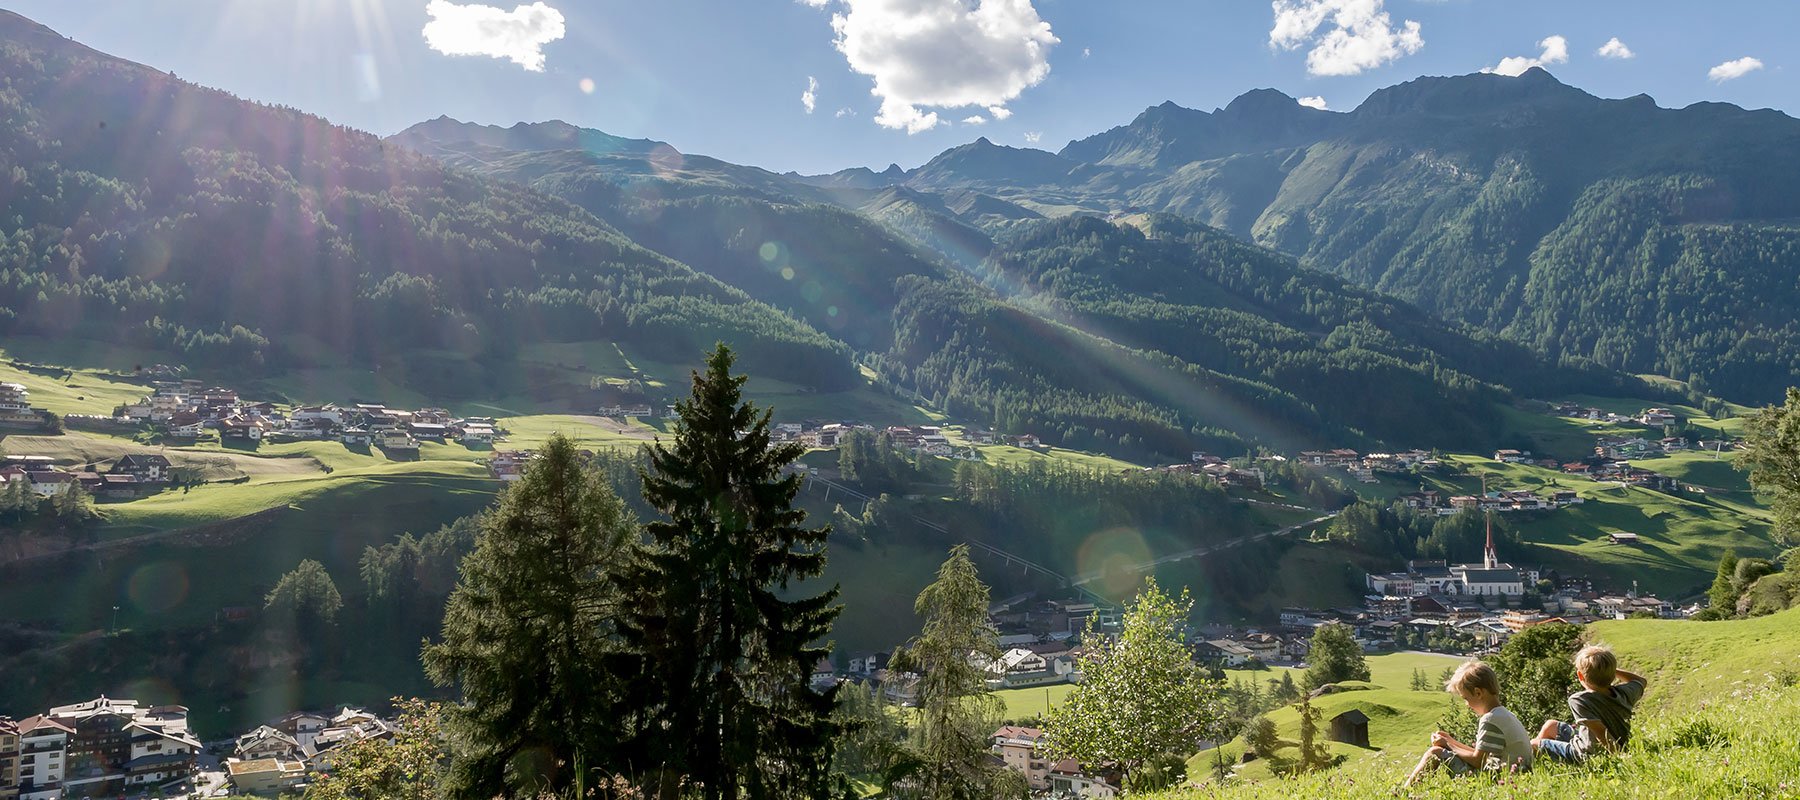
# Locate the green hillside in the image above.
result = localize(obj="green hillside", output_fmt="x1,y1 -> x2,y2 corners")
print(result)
1176,610 -> 1800,799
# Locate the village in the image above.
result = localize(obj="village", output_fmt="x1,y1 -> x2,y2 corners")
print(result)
0,696 -> 398,799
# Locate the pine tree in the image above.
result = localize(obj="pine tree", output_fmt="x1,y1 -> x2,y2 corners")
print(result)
421,434 -> 637,798
1708,549 -> 1742,616
896,544 -> 1004,800
1272,672 -> 1300,704
624,344 -> 841,800
1241,716 -> 1279,759
1411,668 -> 1431,692
264,559 -> 343,630
1295,695 -> 1331,772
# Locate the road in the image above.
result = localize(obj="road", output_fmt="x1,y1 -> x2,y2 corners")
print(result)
1071,512 -> 1337,586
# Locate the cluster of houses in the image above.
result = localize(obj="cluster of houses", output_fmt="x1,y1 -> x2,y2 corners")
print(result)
100,382 -> 500,455
0,382 -> 52,431
1146,453 -> 1265,491
1550,403 -> 1683,428
0,453 -> 174,501
1297,448 -> 1440,484
0,696 -> 201,799
222,707 -> 395,795
1395,486 -> 1585,516
0,696 -> 406,799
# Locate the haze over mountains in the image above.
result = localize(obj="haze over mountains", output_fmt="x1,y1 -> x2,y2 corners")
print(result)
3,5 -> 1794,461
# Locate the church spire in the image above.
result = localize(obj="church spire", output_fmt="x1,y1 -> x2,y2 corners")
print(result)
1481,473 -> 1498,569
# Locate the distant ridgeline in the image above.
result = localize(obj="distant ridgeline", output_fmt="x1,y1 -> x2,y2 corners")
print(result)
0,5 -> 1694,462
0,11 -> 852,393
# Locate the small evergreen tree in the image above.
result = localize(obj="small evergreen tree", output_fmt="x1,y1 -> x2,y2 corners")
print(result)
623,344 -> 841,800
896,544 -> 1004,800
421,434 -> 636,798
1411,668 -> 1431,692
1241,716 -> 1279,759
1271,672 -> 1300,704
1295,695 -> 1331,772
1708,549 -> 1742,616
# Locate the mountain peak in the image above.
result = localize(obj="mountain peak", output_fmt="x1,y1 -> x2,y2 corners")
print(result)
1354,69 -> 1590,117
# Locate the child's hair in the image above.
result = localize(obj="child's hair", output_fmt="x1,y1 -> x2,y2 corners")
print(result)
1574,645 -> 1617,686
1446,660 -> 1500,698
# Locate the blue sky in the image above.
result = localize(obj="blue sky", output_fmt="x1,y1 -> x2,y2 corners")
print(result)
6,1 -> 1794,174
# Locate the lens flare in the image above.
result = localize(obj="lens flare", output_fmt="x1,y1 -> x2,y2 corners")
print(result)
1076,527 -> 1153,599
578,77 -> 596,94
127,561 -> 190,615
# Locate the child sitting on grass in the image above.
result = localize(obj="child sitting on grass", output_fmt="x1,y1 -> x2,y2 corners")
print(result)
1532,644 -> 1648,763
1405,660 -> 1534,785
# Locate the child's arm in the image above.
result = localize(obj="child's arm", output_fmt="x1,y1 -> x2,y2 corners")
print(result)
1615,668 -> 1647,690
1439,735 -> 1486,767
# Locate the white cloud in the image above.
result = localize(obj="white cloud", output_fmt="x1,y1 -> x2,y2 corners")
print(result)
1297,95 -> 1328,110
1484,35 -> 1568,77
1022,131 -> 1041,144
421,0 -> 565,72
835,107 -> 856,117
987,105 -> 1013,120
802,76 -> 818,114
1596,37 -> 1634,60
1269,0 -> 1424,77
1082,47 -> 1091,59
962,115 -> 987,125
1709,56 -> 1764,82
808,0 -> 1058,134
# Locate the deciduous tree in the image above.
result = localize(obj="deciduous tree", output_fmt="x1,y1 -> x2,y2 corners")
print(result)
1043,579 -> 1227,780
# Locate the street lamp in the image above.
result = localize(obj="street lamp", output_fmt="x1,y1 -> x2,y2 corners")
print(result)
111,605 -> 120,634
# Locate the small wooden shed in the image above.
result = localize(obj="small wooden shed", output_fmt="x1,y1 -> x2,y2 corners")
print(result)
1329,709 -> 1371,748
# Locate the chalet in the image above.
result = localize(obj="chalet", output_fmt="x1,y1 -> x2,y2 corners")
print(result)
1608,532 -> 1641,545
339,428 -> 374,446
1015,434 -> 1042,449
1299,449 -> 1360,467
235,725 -> 302,762
1279,607 -> 1327,627
363,412 -> 399,431
459,423 -> 496,444
1197,640 -> 1253,668
407,422 -> 451,440
846,652 -> 889,676
292,405 -> 344,425
1551,490 -> 1582,506
1493,449 -> 1529,463
112,454 -> 172,482
164,412 -> 204,438
1048,758 -> 1120,800
985,648 -> 1073,688
26,471 -> 73,497
99,474 -> 142,499
992,726 -> 1051,790
380,431 -> 419,453
1638,408 -> 1678,426
810,658 -> 839,693
220,416 -> 270,441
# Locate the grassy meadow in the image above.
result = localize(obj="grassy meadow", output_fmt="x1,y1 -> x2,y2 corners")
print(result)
1169,610 -> 1800,799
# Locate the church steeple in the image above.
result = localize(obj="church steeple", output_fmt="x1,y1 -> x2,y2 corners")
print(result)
1484,512 -> 1498,569
1481,473 -> 1498,569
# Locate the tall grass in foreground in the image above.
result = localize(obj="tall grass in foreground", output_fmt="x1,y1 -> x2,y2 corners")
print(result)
1167,682 -> 1800,799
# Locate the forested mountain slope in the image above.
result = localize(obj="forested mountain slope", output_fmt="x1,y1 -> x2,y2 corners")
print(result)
0,10 -> 853,391
851,69 -> 1800,403
392,118 -> 1641,458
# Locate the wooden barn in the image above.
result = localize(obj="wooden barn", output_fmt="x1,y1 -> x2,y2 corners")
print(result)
1329,709 -> 1370,748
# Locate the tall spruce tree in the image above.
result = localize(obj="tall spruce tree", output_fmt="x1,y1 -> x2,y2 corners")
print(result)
421,434 -> 637,799
895,544 -> 1004,800
624,343 -> 840,800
